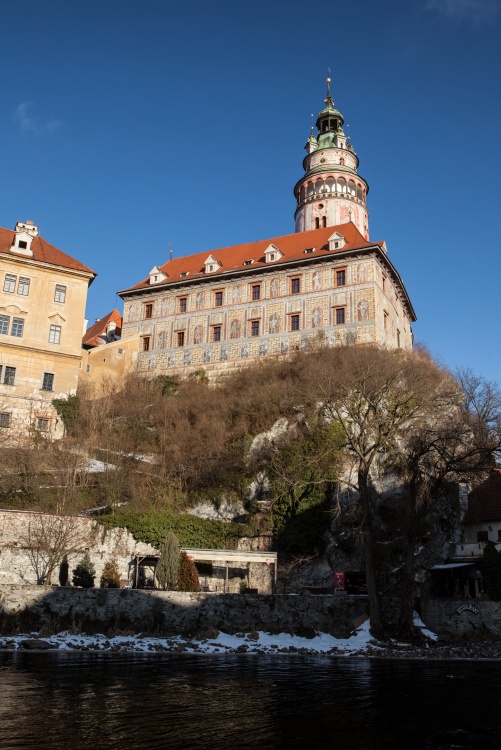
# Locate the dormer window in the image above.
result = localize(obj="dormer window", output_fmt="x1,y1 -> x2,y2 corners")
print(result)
243,259 -> 254,266
304,247 -> 315,254
204,254 -> 221,274
10,225 -> 35,257
149,266 -> 167,285
264,244 -> 282,263
180,272 -> 189,277
328,232 -> 346,251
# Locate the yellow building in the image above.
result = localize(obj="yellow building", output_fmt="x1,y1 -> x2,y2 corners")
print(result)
0,220 -> 96,439
80,309 -> 138,396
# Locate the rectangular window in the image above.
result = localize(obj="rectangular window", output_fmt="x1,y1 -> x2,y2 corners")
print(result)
335,307 -> 346,325
290,314 -> 300,331
382,275 -> 387,293
213,325 -> 222,342
251,320 -> 260,337
54,284 -> 67,303
86,364 -> 91,373
179,297 -> 187,313
3,274 -> 16,293
49,325 -> 61,344
290,278 -> 300,295
144,303 -> 153,319
335,269 -> 346,287
4,366 -> 16,385
0,412 -> 11,428
0,315 -> 10,335
497,529 -> 501,542
383,311 -> 388,330
11,318 -> 24,338
177,331 -> 185,347
41,372 -> 54,392
18,277 -> 30,296
251,284 -> 261,301
141,336 -> 151,352
215,291 -> 223,307
397,329 -> 401,348
36,417 -> 50,432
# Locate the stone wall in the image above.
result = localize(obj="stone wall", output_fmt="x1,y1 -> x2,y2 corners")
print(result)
0,509 -> 157,586
420,598 -> 501,639
0,585 -> 368,638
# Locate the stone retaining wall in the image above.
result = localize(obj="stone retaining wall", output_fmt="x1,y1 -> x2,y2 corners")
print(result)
0,585 -> 368,638
0,509 -> 157,585
420,598 -> 501,639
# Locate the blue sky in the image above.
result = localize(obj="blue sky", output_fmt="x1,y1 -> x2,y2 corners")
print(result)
1,0 -> 500,383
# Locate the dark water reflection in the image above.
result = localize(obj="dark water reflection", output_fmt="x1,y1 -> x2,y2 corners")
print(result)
0,653 -> 500,749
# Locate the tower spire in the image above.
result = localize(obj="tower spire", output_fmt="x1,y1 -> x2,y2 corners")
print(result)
293,82 -> 370,239
325,74 -> 334,108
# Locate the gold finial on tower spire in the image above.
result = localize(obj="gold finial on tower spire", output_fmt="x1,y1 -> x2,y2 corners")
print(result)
325,69 -> 334,107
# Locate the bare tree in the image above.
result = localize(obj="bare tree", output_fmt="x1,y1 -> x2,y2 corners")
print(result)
395,368 -> 501,637
21,513 -> 96,585
302,346 -> 462,638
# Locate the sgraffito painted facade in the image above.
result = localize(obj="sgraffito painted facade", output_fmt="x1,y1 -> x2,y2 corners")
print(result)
118,83 -> 416,379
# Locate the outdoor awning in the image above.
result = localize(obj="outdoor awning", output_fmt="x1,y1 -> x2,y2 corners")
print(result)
428,563 -> 476,570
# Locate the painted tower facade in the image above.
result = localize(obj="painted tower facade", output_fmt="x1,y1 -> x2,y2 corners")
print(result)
294,79 -> 369,239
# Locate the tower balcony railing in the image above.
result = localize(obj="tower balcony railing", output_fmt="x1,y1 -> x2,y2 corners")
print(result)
297,192 -> 366,209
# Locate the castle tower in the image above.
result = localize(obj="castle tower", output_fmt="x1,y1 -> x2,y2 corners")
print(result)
294,78 -> 370,239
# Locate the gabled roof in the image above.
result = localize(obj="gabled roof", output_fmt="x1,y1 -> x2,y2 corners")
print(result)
120,223 -> 378,294
0,226 -> 96,277
82,309 -> 122,348
465,469 -> 501,524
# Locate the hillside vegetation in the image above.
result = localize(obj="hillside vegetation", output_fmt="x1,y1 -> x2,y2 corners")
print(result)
2,344 -> 500,638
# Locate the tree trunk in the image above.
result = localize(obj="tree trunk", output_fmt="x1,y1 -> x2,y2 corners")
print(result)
397,482 -> 418,639
359,469 -> 384,639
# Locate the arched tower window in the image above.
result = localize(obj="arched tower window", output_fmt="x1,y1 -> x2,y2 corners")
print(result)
339,157 -> 345,166
322,216 -> 327,228
315,217 -> 320,229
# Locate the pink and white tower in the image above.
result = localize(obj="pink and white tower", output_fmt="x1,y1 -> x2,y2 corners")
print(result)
294,78 -> 370,239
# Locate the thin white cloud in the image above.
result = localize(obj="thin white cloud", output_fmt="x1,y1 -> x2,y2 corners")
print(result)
426,0 -> 500,24
14,102 -> 63,135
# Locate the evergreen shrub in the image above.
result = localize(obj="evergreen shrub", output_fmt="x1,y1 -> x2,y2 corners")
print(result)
156,532 -> 180,590
178,551 -> 199,592
72,553 -> 96,588
100,558 -> 121,588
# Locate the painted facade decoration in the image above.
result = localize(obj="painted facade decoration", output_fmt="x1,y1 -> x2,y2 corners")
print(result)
117,83 -> 416,380
294,79 -> 369,239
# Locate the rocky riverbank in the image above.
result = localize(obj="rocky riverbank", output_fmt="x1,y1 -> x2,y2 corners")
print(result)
1,619 -> 500,659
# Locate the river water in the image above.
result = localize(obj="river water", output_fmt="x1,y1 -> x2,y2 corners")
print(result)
0,653 -> 500,750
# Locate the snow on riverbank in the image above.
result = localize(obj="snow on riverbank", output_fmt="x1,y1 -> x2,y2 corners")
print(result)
0,619 -> 451,656
1,622 -> 379,655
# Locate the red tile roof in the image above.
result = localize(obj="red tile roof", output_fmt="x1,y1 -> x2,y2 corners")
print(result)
82,309 -> 122,348
465,469 -> 501,523
120,222 -> 377,293
0,227 -> 96,277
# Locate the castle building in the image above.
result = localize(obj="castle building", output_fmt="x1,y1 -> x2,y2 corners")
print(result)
118,83 -> 415,379
0,221 -> 96,439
